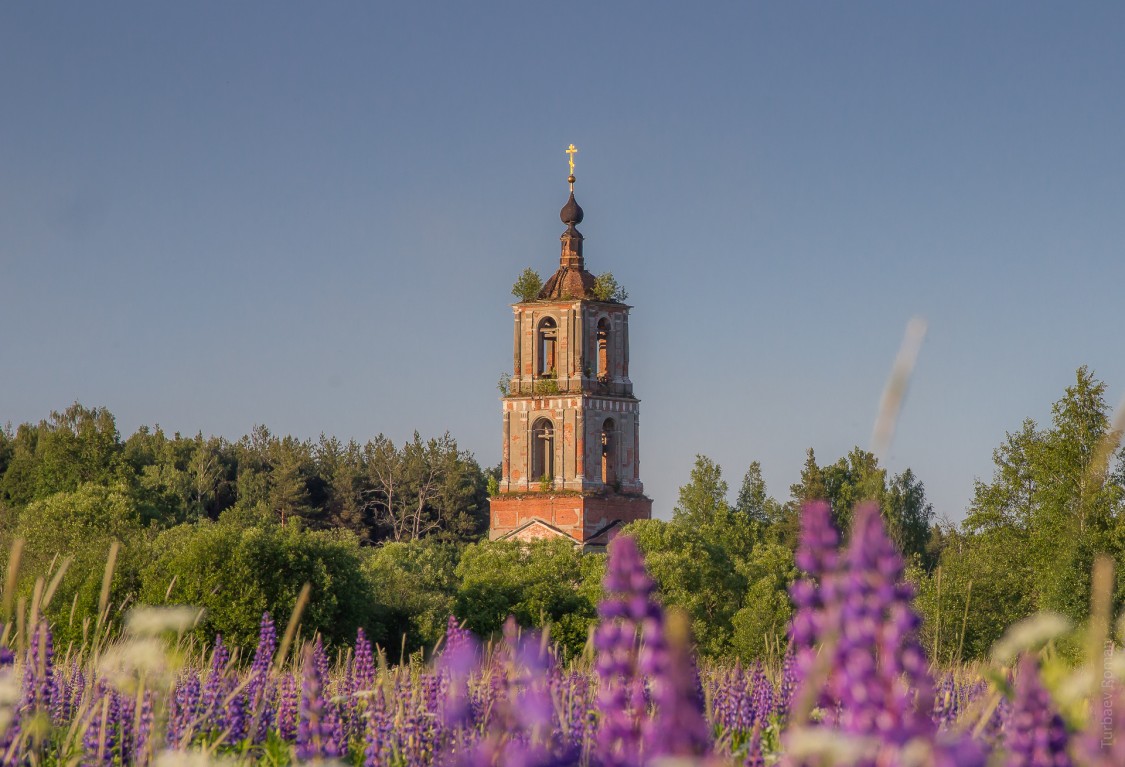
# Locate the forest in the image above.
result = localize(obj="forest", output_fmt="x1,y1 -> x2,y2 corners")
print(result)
1,366 -> 1122,664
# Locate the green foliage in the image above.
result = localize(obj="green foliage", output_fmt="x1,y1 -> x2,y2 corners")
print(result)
0,405 -> 125,508
592,272 -> 628,302
4,405 -> 490,545
533,378 -> 559,396
497,372 -> 513,396
630,456 -> 795,659
649,454 -> 794,658
361,538 -> 464,653
787,447 -> 935,567
511,268 -> 543,302
139,508 -> 381,649
454,539 -> 599,657
363,432 -> 489,542
958,368 -> 1124,619
11,482 -> 148,646
914,528 -> 1036,663
673,455 -> 730,525
626,509 -> 793,659
914,367 -> 1125,660
735,461 -> 784,525
0,403 -> 493,653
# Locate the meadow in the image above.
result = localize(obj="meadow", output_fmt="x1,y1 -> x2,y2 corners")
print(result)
2,499 -> 1122,767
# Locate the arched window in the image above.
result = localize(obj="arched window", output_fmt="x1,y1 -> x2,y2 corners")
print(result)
538,318 -> 558,376
532,418 -> 555,482
601,417 -> 616,485
595,318 -> 609,380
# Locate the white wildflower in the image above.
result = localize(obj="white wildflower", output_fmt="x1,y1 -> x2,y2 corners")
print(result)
126,606 -> 203,636
98,638 -> 169,690
1055,666 -> 1095,707
784,727 -> 879,765
992,612 -> 1071,664
153,750 -> 238,767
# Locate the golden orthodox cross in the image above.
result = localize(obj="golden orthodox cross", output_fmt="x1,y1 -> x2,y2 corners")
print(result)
566,144 -> 578,190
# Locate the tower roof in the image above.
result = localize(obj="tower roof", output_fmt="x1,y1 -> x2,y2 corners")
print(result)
560,191 -> 584,225
538,180 -> 597,300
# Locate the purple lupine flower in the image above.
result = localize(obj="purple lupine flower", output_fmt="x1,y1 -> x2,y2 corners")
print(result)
354,627 -> 376,691
395,706 -> 430,767
166,671 -> 201,747
133,690 -> 154,767
1077,677 -> 1125,767
776,650 -> 796,724
558,672 -> 591,752
933,673 -> 961,729
364,686 -> 388,767
832,503 -> 935,745
201,635 -> 230,724
81,682 -> 118,767
444,615 -> 474,657
642,610 -> 711,760
979,693 -> 1013,748
68,663 -> 86,728
117,688 -> 135,764
782,501 -> 985,767
727,663 -> 754,732
437,626 -> 478,733
312,635 -> 330,686
743,722 -> 765,767
749,662 -> 774,729
50,665 -> 69,723
452,619 -> 578,767
930,734 -> 989,767
515,632 -> 558,738
248,612 -> 276,711
787,500 -> 841,720
226,689 -> 247,744
19,620 -> 56,715
251,613 -> 277,675
422,672 -> 441,719
1004,654 -> 1071,767
246,613 -> 276,728
0,624 -> 19,760
321,696 -> 347,759
275,673 -> 298,742
296,641 -> 343,760
594,535 -> 657,767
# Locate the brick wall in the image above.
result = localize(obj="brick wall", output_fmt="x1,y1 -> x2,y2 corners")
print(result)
489,493 -> 653,542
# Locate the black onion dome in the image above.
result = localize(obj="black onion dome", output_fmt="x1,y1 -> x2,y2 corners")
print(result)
560,192 -> 584,225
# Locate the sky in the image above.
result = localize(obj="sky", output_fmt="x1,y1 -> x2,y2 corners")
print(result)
2,3 -> 1124,524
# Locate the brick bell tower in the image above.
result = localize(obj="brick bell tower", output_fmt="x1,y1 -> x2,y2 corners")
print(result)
489,147 -> 653,549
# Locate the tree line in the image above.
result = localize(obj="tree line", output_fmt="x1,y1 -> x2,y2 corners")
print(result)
1,366 -> 1122,663
0,408 -> 490,542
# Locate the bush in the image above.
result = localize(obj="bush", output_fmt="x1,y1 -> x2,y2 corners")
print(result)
361,538 -> 464,655
511,268 -> 543,302
454,539 -> 600,658
10,483 -> 148,647
138,506 -> 382,650
593,272 -> 628,302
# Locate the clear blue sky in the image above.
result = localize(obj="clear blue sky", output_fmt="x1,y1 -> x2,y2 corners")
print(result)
3,3 -> 1124,523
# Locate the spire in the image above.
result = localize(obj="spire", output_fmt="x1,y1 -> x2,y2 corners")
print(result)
560,143 -> 584,268
538,144 -> 597,299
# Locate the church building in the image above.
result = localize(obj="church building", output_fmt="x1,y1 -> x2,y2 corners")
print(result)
489,148 -> 653,549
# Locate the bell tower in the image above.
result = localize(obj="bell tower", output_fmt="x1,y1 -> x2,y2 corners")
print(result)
489,147 -> 653,549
